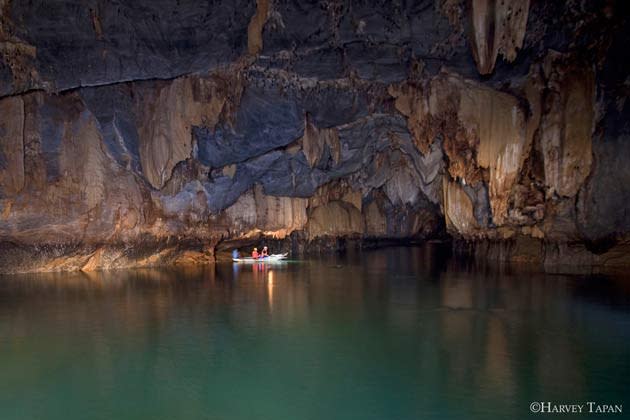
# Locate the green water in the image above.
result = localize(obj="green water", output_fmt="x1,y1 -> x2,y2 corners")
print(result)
1,246 -> 629,420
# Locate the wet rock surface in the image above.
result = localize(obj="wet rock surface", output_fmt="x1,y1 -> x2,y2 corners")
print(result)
0,0 -> 629,273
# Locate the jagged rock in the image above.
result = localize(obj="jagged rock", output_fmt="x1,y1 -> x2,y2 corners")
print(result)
469,0 -> 530,75
390,70 -> 532,224
390,72 -> 483,184
461,83 -> 528,225
388,81 -> 432,154
335,113 -> 443,205
301,115 -> 340,168
135,76 -> 236,189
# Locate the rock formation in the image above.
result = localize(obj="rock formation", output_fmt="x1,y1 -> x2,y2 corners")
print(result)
0,0 -> 628,273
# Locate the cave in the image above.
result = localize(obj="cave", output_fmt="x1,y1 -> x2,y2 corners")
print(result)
1,1 -> 629,273
0,1 -> 629,418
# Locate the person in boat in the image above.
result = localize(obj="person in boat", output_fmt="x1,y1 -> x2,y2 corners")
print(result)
252,247 -> 259,259
232,249 -> 240,260
260,246 -> 269,258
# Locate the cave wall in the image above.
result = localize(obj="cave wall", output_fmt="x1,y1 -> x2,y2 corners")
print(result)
0,0 -> 629,272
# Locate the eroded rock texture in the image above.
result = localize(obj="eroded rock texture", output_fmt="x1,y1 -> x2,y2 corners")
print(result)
469,0 -> 530,75
0,0 -> 628,272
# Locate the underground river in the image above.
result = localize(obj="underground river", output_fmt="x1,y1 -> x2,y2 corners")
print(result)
1,246 -> 629,420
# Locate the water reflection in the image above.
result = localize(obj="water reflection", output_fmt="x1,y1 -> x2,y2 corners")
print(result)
0,246 -> 629,420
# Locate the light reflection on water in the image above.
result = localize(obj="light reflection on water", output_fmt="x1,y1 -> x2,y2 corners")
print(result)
0,246 -> 629,420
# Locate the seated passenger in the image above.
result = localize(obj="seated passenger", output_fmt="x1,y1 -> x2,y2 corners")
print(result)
232,249 -> 240,259
252,248 -> 259,259
261,246 -> 269,257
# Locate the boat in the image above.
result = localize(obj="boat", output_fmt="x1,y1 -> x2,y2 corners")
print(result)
232,253 -> 289,263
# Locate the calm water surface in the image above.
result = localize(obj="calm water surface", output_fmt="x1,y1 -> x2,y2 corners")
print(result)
1,246 -> 629,420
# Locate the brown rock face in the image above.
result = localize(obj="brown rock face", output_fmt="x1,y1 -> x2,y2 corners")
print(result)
309,181 -> 362,212
364,200 -> 387,237
307,201 -> 364,239
540,52 -> 595,198
388,82 -> 432,154
391,71 -> 531,225
0,0 -> 39,93
247,0 -> 270,56
443,178 -> 478,236
135,75 -> 238,189
225,185 -> 308,239
0,96 -> 24,196
301,115 -> 341,168
469,0 -> 530,75
463,84 -> 528,225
